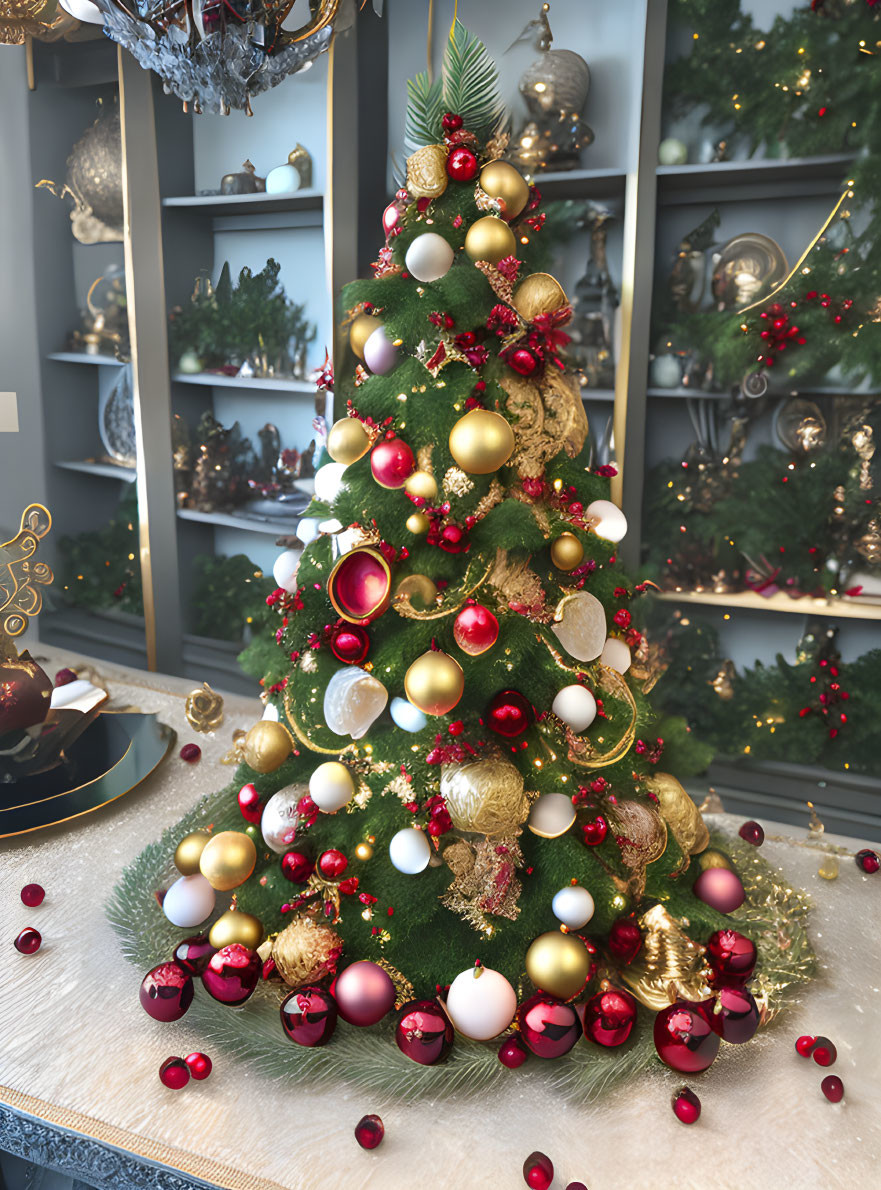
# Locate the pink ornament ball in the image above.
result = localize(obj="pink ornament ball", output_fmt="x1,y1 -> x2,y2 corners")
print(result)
523,1151 -> 554,1190
693,867 -> 746,914
334,960 -> 396,1027
159,1057 -> 190,1090
20,883 -> 45,907
654,1001 -> 720,1073
821,1075 -> 844,1103
354,1114 -> 384,1149
370,437 -> 414,489
363,326 -> 399,376
184,1052 -> 212,1080
671,1086 -> 701,1125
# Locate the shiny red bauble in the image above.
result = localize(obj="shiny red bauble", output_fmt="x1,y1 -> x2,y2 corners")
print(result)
20,883 -> 45,907
692,867 -> 746,915
582,815 -> 608,846
523,1151 -> 554,1190
382,202 -> 400,235
518,993 -> 581,1059
280,986 -> 339,1047
139,962 -> 194,1022
821,1074 -> 844,1102
447,146 -> 478,181
812,1037 -> 837,1067
281,850 -> 315,884
14,927 -> 42,955
706,928 -> 757,983
334,960 -> 396,1026
738,820 -> 764,847
710,985 -> 759,1045
498,1035 -> 529,1068
507,347 -> 539,377
583,987 -> 638,1047
237,782 -> 263,824
795,1034 -> 817,1057
671,1086 -> 701,1125
330,623 -> 370,665
318,849 -> 348,880
653,1000 -> 720,1073
453,603 -> 499,656
158,1057 -> 189,1090
370,437 -> 414,489
201,944 -> 261,1006
485,689 -> 533,738
395,999 -> 454,1065
607,918 -> 643,966
856,848 -> 880,873
354,1114 -> 385,1150
184,1052 -> 212,1080
173,934 -> 216,975
179,743 -> 201,763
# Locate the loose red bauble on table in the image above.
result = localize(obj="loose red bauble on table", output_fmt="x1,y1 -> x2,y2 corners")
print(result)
518,993 -> 581,1059
354,1114 -> 385,1150
370,437 -> 415,489
709,985 -> 759,1045
485,689 -> 533,738
201,944 -> 261,1006
395,998 -> 454,1065
582,986 -> 638,1047
739,819 -> 764,847
812,1037 -> 837,1066
158,1057 -> 190,1090
653,1000 -> 720,1073
453,603 -> 499,656
14,928 -> 42,955
447,146 -> 478,181
334,960 -> 396,1027
20,883 -> 45,908
179,743 -> 201,764
237,782 -> 263,824
184,1052 -> 212,1080
522,1151 -> 554,1190
280,986 -> 339,1047
706,928 -> 757,983
498,1035 -> 529,1068
330,623 -> 370,665
855,848 -> 879,874
139,962 -> 194,1022
281,850 -> 315,884
821,1074 -> 844,1103
795,1034 -> 818,1058
318,849 -> 348,880
671,1086 -> 701,1125
173,934 -> 216,975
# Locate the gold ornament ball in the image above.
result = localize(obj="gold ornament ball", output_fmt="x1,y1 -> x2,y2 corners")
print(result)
208,908 -> 264,951
440,757 -> 528,836
199,830 -> 258,891
406,512 -> 431,535
697,848 -> 735,873
243,720 -> 292,774
525,930 -> 593,1000
478,160 -> 530,220
512,272 -> 569,322
550,532 -> 585,572
404,469 -> 438,501
449,409 -> 515,475
406,144 -> 449,199
272,917 -> 343,989
327,418 -> 371,465
464,215 -> 517,264
174,830 -> 211,876
349,313 -> 383,359
404,650 -> 465,716
355,841 -> 374,861
395,573 -> 439,608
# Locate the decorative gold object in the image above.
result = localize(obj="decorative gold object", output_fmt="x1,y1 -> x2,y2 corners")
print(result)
348,313 -> 383,359
268,916 -> 343,988
327,417 -> 372,465
477,160 -> 530,220
404,650 -> 464,716
199,830 -> 257,891
818,854 -> 840,880
0,0 -> 77,46
775,397 -> 827,453
394,573 -> 439,609
697,847 -> 735,873
406,144 -> 449,199
184,682 -> 224,733
406,512 -> 430,535
36,100 -> 123,244
1,504 -> 53,643
643,772 -> 709,869
208,906 -> 264,950
440,756 -> 529,836
327,546 -> 393,624
550,591 -> 606,662
503,369 -> 588,479
512,272 -> 568,321
287,143 -> 313,189
604,800 -> 667,897
174,830 -> 212,876
710,660 -> 736,701
242,720 -> 293,773
442,834 -> 524,933
220,160 -> 265,196
463,215 -> 517,264
550,531 -> 584,572
449,409 -> 515,474
404,469 -> 438,501
622,904 -> 712,1010
525,930 -> 593,1000
711,233 -> 788,310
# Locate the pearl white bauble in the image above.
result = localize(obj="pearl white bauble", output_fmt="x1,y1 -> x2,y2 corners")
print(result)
261,785 -> 306,853
388,827 -> 431,875
552,884 -> 596,930
586,499 -> 628,543
363,326 -> 399,376
323,666 -> 388,740
651,354 -> 683,389
309,761 -> 356,813
265,163 -> 302,195
390,696 -> 428,733
296,517 -> 321,546
527,792 -> 576,838
404,232 -> 455,283
658,137 -> 688,166
162,874 -> 216,928
314,462 -> 348,504
601,637 -> 632,674
551,684 -> 597,733
177,350 -> 203,374
444,966 -> 517,1040
272,548 -> 300,593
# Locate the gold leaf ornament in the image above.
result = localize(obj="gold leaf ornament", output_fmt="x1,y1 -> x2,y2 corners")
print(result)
406,145 -> 449,199
643,772 -> 710,870
440,756 -> 530,836
184,682 -> 224,733
621,904 -> 713,1011
502,370 -> 588,480
269,916 -> 343,989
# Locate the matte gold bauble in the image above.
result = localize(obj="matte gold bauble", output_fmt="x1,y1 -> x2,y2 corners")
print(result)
199,830 -> 257,891
404,650 -> 465,716
550,532 -> 584,572
406,512 -> 431,535
449,409 -> 515,475
395,573 -> 438,608
478,160 -> 530,220
349,313 -> 383,359
464,215 -> 517,264
404,469 -> 438,501
512,272 -> 569,321
698,848 -> 735,873
439,757 -> 528,836
208,907 -> 264,950
406,144 -> 449,199
242,720 -> 293,774
327,418 -> 371,465
174,830 -> 211,876
525,930 -> 593,1000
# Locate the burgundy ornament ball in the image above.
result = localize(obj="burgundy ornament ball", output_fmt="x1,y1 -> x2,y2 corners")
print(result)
498,1035 -> 529,1068
795,1034 -> 817,1058
20,883 -> 45,908
179,743 -> 201,764
354,1114 -> 384,1150
566,1184 -> 589,1190
654,1001 -> 720,1073
582,814 -> 608,846
821,1074 -> 844,1103
447,146 -> 479,181
13,928 -> 41,955
812,1037 -> 837,1067
485,689 -> 533,738
693,867 -> 746,915
395,998 -> 454,1065
280,986 -> 339,1047
507,347 -> 539,377
583,987 -> 638,1047
706,929 -> 757,983
318,849 -> 348,880
738,820 -> 764,847
710,985 -> 759,1045
159,1057 -> 189,1090
139,962 -> 194,1022
453,603 -> 499,656
370,437 -> 415,490
607,918 -> 643,966
281,850 -> 315,884
518,993 -> 581,1059
237,782 -> 263,824
201,944 -> 261,1006
184,1052 -> 212,1080
671,1086 -> 701,1125
523,1151 -> 554,1190
173,934 -> 216,975
855,848 -> 879,874
334,960 -> 396,1027
330,623 -> 370,666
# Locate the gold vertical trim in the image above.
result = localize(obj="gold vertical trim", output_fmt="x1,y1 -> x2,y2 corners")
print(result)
610,171 -> 639,511
25,35 -> 35,90
325,33 -> 339,422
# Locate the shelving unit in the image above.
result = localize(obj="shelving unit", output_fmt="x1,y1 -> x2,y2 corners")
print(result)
55,460 -> 136,482
171,371 -> 317,393
176,508 -> 301,536
655,589 -> 881,622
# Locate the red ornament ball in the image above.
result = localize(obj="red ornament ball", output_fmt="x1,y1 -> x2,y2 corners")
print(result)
179,743 -> 201,764
855,848 -> 880,874
20,883 -> 45,908
158,1057 -> 189,1090
607,918 -> 643,966
172,934 -> 216,975
795,1034 -> 817,1058
498,1035 -> 529,1069
812,1037 -> 837,1067
281,850 -> 315,884
395,999 -> 454,1065
354,1114 -> 385,1150
654,1001 -> 720,1073
453,604 -> 499,656
334,960 -> 396,1027
821,1074 -> 844,1103
330,623 -> 370,666
705,929 -> 757,983
671,1086 -> 701,1125
370,437 -> 414,489
14,927 -> 41,955
710,985 -> 759,1045
280,986 -> 339,1047
738,820 -> 764,847
693,867 -> 746,915
54,667 -> 78,686
507,346 -> 539,377
522,1151 -> 554,1190
518,993 -> 581,1059
438,523 -> 468,553
237,782 -> 263,824
485,689 -> 533,738
582,815 -> 608,846
139,961 -> 194,1022
201,944 -> 261,1006
583,987 -> 638,1047
318,849 -> 348,880
442,112 -> 463,133
447,146 -> 478,181
184,1052 -> 212,1080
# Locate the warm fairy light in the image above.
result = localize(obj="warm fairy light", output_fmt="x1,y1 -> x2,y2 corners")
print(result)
755,39 -> 765,49
397,392 -> 407,401
693,31 -> 699,39
128,553 -> 135,560
723,613 -> 730,620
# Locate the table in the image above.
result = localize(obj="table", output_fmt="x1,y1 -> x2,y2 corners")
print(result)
1,647 -> 879,1190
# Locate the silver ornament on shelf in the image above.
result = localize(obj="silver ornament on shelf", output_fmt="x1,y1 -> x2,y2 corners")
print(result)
323,666 -> 388,740
261,785 -> 307,854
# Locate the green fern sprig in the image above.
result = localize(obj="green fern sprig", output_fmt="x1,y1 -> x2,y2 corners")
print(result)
405,70 -> 445,154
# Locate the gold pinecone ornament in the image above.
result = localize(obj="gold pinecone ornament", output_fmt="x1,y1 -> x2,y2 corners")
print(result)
269,917 -> 344,988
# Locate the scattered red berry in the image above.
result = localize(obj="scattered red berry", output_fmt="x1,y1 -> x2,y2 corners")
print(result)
54,668 -> 77,686
184,1052 -> 212,1080
179,743 -> 201,763
318,849 -> 348,880
523,1151 -> 553,1190
671,1086 -> 701,1124
354,1114 -> 384,1149
795,1034 -> 817,1058
498,1035 -> 529,1068
738,820 -> 764,846
855,848 -> 879,874
159,1057 -> 190,1090
812,1037 -> 837,1067
20,884 -> 45,908
821,1075 -> 844,1103
14,928 -> 41,955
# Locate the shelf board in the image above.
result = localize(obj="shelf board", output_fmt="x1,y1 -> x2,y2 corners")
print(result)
582,388 -> 615,402
47,351 -> 122,367
55,460 -> 136,482
162,189 -> 324,217
654,588 -> 881,621
172,370 -> 316,393
177,507 -> 304,537
646,385 -> 881,400
657,153 -> 856,205
525,167 -> 627,200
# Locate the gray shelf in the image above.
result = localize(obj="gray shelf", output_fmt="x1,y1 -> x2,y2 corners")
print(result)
582,388 -> 615,402
40,607 -> 148,671
47,351 -> 122,367
172,370 -> 316,393
647,385 -> 880,400
55,460 -> 136,481
657,153 -> 856,205
177,507 -> 303,537
162,189 -> 324,217
526,167 -> 627,200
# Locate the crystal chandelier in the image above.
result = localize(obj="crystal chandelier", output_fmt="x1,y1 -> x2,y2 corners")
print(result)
0,0 -> 77,45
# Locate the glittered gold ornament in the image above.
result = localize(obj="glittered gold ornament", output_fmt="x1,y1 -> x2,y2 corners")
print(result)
406,512 -> 431,535
643,772 -> 709,864
478,160 -> 530,220
464,215 -> 517,264
349,313 -> 383,359
327,418 -> 371,465
184,683 -> 224,733
550,532 -> 584,572
406,144 -> 449,199
242,720 -> 293,774
394,573 -> 438,608
512,272 -> 568,321
270,916 -> 343,988
697,849 -> 735,873
440,757 -> 528,836
404,469 -> 438,501
404,650 -> 464,716
199,830 -> 257,891
449,409 -> 515,475
208,907 -> 264,950
525,930 -> 593,1000
174,830 -> 211,876
622,904 -> 712,1011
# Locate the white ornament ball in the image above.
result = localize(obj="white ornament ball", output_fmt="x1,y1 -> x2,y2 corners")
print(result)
265,163 -> 302,195
261,702 -> 280,722
162,873 -> 216,928
404,232 -> 455,283
388,827 -> 431,875
528,792 -> 576,838
272,549 -> 300,593
309,761 -> 356,813
177,350 -> 203,374
658,137 -> 688,166
551,684 -> 597,733
314,462 -> 348,505
601,636 -> 632,674
363,326 -> 399,376
390,696 -> 428,733
444,965 -> 517,1041
586,499 -> 628,543
261,785 -> 306,853
552,885 -> 596,930
296,517 -> 321,546
323,666 -> 388,740
651,353 -> 683,389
